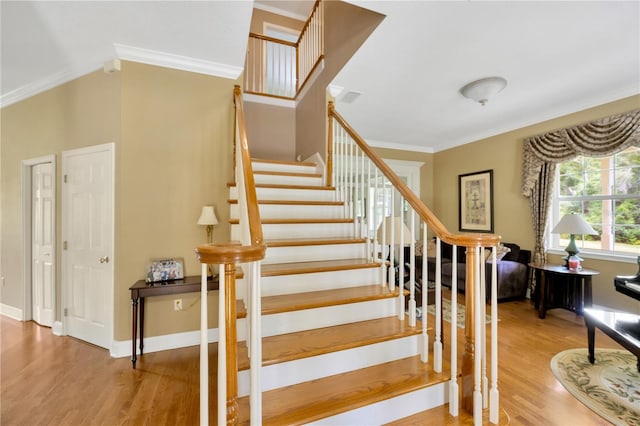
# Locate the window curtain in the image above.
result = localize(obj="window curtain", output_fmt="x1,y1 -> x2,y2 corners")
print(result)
521,109 -> 640,264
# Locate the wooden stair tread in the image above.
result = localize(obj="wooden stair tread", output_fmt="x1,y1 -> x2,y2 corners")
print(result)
254,170 -> 322,178
238,314 -> 422,369
261,258 -> 380,276
261,284 -> 399,315
252,158 -> 316,168
228,182 -> 335,190
229,218 -> 353,225
228,199 -> 343,206
388,404 -> 511,425
237,355 -> 449,425
265,236 -> 366,247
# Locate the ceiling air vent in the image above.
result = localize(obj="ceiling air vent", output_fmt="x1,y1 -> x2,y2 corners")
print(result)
340,90 -> 362,104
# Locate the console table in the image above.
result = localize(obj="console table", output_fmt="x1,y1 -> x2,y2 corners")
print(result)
129,275 -> 218,368
529,264 -> 599,319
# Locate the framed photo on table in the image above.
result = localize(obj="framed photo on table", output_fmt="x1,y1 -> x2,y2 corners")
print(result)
458,169 -> 494,233
146,258 -> 185,283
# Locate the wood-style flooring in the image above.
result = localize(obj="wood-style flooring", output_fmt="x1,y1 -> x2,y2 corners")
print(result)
1,298 -> 618,425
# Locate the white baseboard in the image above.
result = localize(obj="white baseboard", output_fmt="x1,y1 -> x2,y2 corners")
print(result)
1,303 -> 23,321
52,321 -> 63,336
110,327 -> 220,358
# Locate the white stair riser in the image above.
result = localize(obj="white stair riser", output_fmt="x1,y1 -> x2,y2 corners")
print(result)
237,334 -> 419,396
307,382 -> 448,425
229,186 -> 336,201
260,267 -> 381,296
230,203 -> 344,220
252,161 -> 317,174
254,174 -> 323,186
232,222 -> 354,240
261,298 -> 397,337
262,243 -> 367,264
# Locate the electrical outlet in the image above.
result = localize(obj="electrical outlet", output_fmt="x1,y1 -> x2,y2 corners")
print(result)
174,299 -> 183,311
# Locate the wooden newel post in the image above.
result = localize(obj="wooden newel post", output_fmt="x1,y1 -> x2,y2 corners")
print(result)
225,262 -> 239,425
461,246 -> 477,413
327,101 -> 334,187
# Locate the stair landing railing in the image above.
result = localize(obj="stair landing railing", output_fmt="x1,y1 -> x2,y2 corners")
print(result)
244,0 -> 324,99
195,86 -> 266,425
328,102 -> 502,425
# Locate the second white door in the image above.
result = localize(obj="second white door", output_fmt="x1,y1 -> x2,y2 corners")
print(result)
62,143 -> 114,350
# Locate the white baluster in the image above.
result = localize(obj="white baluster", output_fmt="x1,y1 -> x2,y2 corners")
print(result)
449,244 -> 459,416
250,261 -> 262,425
217,263 -> 226,426
420,224 -> 429,363
200,263 -> 209,426
434,238 -> 442,373
490,246 -> 500,424
474,247 -> 482,426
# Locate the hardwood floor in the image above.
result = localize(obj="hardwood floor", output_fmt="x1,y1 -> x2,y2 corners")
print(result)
1,298 -> 619,425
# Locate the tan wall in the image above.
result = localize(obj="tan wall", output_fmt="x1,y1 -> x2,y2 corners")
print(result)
1,69 -> 121,314
1,62 -> 238,342
244,102 -> 296,161
117,62 -> 237,340
433,94 -> 640,312
295,1 -> 384,161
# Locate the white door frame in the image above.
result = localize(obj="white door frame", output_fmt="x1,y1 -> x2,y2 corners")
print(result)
22,155 -> 56,325
61,142 -> 115,350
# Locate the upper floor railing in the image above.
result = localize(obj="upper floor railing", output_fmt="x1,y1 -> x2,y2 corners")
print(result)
244,0 -> 324,99
328,101 -> 502,425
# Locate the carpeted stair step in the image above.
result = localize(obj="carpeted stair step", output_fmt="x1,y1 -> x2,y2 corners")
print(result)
261,258 -> 380,277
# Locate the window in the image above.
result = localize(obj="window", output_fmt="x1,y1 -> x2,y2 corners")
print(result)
549,146 -> 640,258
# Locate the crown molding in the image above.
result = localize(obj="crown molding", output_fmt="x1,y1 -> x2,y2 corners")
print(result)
113,43 -> 242,80
0,63 -> 101,108
366,138 -> 435,154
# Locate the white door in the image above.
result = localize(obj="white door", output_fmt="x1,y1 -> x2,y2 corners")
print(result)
32,162 -> 55,326
62,143 -> 114,349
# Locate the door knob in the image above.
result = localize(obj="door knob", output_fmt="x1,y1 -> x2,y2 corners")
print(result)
99,256 -> 110,264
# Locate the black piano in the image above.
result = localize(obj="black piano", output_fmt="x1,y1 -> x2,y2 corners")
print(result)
614,257 -> 640,301
585,257 -> 640,371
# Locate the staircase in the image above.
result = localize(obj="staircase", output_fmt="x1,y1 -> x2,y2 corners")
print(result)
229,158 -> 449,425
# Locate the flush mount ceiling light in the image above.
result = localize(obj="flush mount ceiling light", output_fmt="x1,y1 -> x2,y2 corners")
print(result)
460,76 -> 507,106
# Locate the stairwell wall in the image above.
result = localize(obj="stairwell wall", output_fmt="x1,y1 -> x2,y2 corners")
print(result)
295,1 -> 385,162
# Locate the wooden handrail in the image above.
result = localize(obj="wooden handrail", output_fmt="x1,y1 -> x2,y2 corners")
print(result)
328,103 -> 500,248
248,32 -> 297,48
296,0 -> 322,46
234,85 -> 264,247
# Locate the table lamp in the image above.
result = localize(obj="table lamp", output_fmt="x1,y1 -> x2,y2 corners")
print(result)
197,206 -> 218,244
551,213 -> 598,268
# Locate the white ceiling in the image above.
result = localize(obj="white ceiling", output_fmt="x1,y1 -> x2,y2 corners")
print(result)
2,1 -> 639,153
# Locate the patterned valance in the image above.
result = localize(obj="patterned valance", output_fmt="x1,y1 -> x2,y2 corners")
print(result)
521,108 -> 640,264
522,109 -> 640,197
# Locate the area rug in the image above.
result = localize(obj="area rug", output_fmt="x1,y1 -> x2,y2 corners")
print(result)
422,298 -> 492,328
551,348 -> 640,425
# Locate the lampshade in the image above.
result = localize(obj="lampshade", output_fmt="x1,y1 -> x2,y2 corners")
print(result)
460,76 -> 507,106
551,213 -> 597,236
197,206 -> 218,226
376,216 -> 414,245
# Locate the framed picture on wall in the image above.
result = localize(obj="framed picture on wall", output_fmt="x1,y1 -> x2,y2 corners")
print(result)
458,170 -> 494,233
